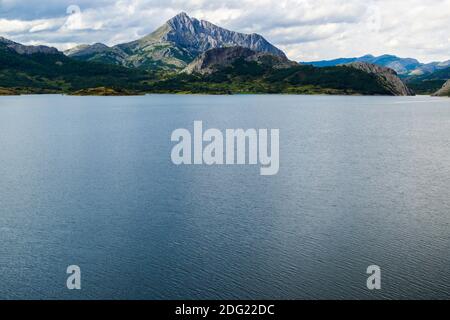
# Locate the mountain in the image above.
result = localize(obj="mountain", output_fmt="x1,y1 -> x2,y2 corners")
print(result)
0,36 -> 414,96
409,60 -> 450,76
65,12 -> 286,71
302,54 -> 450,77
0,36 -> 59,55
148,46 -> 413,96
64,43 -> 129,66
0,37 -> 148,94
184,46 -> 297,75
433,80 -> 450,96
345,62 -> 414,96
302,56 -> 365,67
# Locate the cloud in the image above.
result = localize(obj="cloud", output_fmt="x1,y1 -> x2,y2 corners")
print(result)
0,0 -> 449,62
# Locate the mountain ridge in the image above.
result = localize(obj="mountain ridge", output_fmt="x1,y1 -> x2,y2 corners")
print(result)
303,54 -> 450,77
0,36 -> 60,55
1,34 -> 415,96
0,37 -> 149,94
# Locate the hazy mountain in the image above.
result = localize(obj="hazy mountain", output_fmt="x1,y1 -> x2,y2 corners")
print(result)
65,12 -> 286,71
302,54 -> 450,77
301,56 -> 362,67
409,60 -> 450,76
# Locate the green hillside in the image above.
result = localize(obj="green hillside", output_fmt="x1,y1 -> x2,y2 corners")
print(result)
0,39 -> 410,96
406,67 -> 450,94
0,44 -> 150,94
148,59 -> 394,95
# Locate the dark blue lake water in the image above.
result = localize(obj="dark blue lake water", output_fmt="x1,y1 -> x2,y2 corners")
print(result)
0,94 -> 449,299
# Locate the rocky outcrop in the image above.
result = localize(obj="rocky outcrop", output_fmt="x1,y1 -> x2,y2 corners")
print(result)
345,62 -> 414,96
65,12 -> 286,70
433,80 -> 450,96
183,46 -> 297,75
0,36 -> 59,55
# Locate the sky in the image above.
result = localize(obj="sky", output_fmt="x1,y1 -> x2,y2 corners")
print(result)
1,0 -> 449,63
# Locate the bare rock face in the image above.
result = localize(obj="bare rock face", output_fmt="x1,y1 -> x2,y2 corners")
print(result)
184,46 -> 297,75
433,80 -> 450,96
159,12 -> 286,58
0,36 -> 59,55
345,62 -> 414,96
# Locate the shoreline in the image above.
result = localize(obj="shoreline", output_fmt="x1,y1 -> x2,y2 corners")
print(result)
0,89 -> 430,98
0,93 -> 440,98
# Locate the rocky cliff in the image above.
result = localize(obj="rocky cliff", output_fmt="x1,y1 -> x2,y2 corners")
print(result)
345,62 -> 414,96
184,46 -> 296,75
433,80 -> 450,96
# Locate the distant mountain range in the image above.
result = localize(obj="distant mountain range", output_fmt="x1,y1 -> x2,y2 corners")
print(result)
1,12 -> 449,96
65,12 -> 285,71
303,54 -> 450,77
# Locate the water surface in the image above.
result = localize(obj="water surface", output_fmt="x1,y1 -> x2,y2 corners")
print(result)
0,94 -> 449,299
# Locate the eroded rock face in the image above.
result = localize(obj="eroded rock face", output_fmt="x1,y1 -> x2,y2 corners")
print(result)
433,80 -> 450,96
345,62 -> 414,96
160,12 -> 286,58
0,37 -> 59,55
183,46 -> 297,75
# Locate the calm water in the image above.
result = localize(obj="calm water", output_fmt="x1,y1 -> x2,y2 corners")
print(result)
0,94 -> 449,300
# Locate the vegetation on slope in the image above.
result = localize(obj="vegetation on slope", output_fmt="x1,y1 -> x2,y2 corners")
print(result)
0,43 -> 409,96
148,59 -> 393,95
405,67 -> 450,94
0,45 -> 151,94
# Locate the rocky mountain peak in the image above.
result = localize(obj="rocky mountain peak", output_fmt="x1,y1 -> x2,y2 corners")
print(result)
167,12 -> 193,26
160,12 -> 286,58
65,13 -> 286,70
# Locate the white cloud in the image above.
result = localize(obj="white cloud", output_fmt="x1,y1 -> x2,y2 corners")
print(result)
0,0 -> 449,63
